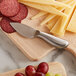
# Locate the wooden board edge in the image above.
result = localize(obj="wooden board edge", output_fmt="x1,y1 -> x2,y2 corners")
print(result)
0,62 -> 67,76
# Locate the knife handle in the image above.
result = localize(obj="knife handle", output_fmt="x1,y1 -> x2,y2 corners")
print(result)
36,31 -> 69,48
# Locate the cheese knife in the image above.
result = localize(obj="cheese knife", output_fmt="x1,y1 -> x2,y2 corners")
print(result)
10,23 -> 69,48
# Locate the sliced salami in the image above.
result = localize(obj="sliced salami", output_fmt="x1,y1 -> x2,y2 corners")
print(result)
0,0 -> 3,3
9,3 -> 28,22
0,17 -> 2,26
0,0 -> 20,17
0,12 -> 3,17
0,21 -> 1,26
1,17 -> 16,33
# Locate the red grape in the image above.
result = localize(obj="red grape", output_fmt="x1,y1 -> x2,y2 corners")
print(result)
34,72 -> 45,76
15,72 -> 25,76
25,65 -> 36,76
37,62 -> 49,74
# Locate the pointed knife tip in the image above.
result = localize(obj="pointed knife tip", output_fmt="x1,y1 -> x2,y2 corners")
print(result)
10,22 -> 14,25
10,22 -> 20,26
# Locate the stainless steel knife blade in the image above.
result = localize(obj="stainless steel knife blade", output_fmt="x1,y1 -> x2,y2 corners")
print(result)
10,22 -> 69,48
10,23 -> 37,38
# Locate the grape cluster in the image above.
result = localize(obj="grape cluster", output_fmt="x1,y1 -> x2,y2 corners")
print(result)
15,62 -> 49,76
15,62 -> 62,76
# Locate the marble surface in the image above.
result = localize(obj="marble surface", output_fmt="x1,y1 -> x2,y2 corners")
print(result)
0,30 -> 76,76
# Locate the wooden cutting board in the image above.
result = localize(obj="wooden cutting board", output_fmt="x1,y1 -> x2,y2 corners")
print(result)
1,7 -> 76,61
0,62 -> 67,76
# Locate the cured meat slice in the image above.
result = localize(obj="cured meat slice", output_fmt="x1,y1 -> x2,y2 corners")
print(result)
1,17 -> 16,33
0,12 -> 3,17
0,0 -> 20,17
0,17 -> 2,26
0,21 -> 1,26
0,0 -> 3,3
10,3 -> 28,22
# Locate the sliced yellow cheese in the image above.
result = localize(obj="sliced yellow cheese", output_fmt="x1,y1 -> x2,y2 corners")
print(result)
58,0 -> 74,4
47,0 -> 74,31
31,0 -> 55,20
31,6 -> 64,20
51,17 -> 63,35
50,3 -> 76,36
19,0 -> 71,8
46,0 -> 75,36
68,0 -> 75,6
31,0 -> 73,20
64,0 -> 74,4
31,0 -> 72,21
19,1 -> 67,16
40,14 -> 56,26
31,0 -> 72,20
47,16 -> 59,30
31,11 -> 47,20
57,0 -> 66,1
57,0 -> 75,6
40,7 -> 65,25
50,17 -> 63,36
67,9 -> 76,33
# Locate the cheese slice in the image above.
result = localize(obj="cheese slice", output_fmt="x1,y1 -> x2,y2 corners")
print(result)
58,0 -> 74,4
47,0 -> 74,31
31,0 -> 72,21
63,0 -> 74,4
50,3 -> 76,36
57,0 -> 66,1
67,9 -> 76,33
47,16 -> 59,30
40,7 -> 65,25
31,7 -> 64,20
31,0 -> 73,20
19,1 -> 67,16
19,0 -> 71,8
50,17 -> 63,36
68,0 -> 75,6
40,14 -> 56,26
31,11 -> 47,20
31,0 -> 55,20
